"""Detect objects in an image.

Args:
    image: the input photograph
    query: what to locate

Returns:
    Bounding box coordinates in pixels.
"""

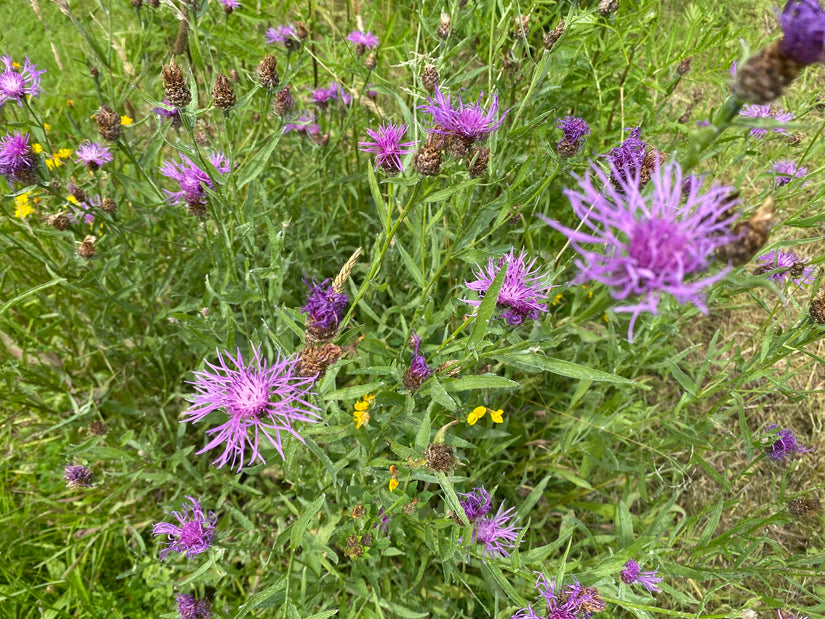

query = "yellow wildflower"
[489,409,504,423]
[45,157,62,171]
[31,143,43,154]
[388,477,398,492]
[11,61,20,70]
[66,100,74,107]
[467,406,486,425]
[14,193,33,219]
[120,116,133,126]
[551,293,564,306]
[43,123,50,132]
[67,195,78,204]
[353,394,374,429]
[56,148,73,160]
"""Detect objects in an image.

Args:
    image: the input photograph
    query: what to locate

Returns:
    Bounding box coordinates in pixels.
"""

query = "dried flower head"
[421,65,439,93]
[95,105,122,142]
[402,332,432,391]
[716,200,775,267]
[152,496,217,560]
[177,593,212,619]
[599,0,620,16]
[413,144,442,176]
[272,86,295,116]
[212,73,236,110]
[467,147,490,177]
[295,342,345,379]
[766,424,812,461]
[424,443,456,473]
[162,59,192,108]
[101,197,116,213]
[788,496,821,517]
[358,123,417,175]
[677,57,692,75]
[621,559,663,593]
[810,296,825,323]
[75,141,113,172]
[437,12,451,39]
[257,55,279,89]
[0,55,45,108]
[64,464,94,488]
[88,420,108,436]
[544,21,565,51]
[76,235,97,259]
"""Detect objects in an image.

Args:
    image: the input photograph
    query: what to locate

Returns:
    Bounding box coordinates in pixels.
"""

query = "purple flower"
[773,159,808,186]
[153,99,181,122]
[766,424,813,461]
[266,24,298,45]
[755,249,815,286]
[555,116,590,156]
[696,119,711,127]
[328,82,352,105]
[604,127,646,180]
[301,278,348,334]
[217,0,240,11]
[70,194,100,226]
[739,104,793,138]
[358,123,416,174]
[471,502,521,558]
[778,0,825,65]
[63,464,93,488]
[681,174,703,195]
[514,573,603,619]
[621,559,663,593]
[152,496,217,560]
[182,343,320,471]
[458,486,493,522]
[0,55,45,108]
[777,611,809,619]
[372,508,391,535]
[419,86,507,142]
[730,61,738,77]
[177,594,211,619]
[159,152,230,208]
[75,141,112,171]
[311,85,336,107]
[283,113,320,136]
[346,30,379,52]
[540,161,740,342]
[402,332,432,391]
[0,131,37,184]
[464,249,554,326]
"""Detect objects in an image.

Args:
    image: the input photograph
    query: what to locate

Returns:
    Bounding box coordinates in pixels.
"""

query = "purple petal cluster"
[766,424,812,461]
[604,127,646,179]
[153,99,181,121]
[739,104,793,138]
[540,161,740,342]
[358,123,416,174]
[265,24,298,45]
[283,112,320,135]
[182,343,320,471]
[64,464,94,488]
[75,141,113,171]
[0,131,37,184]
[620,559,663,593]
[513,573,603,619]
[420,86,507,141]
[217,0,240,10]
[159,152,230,207]
[177,594,211,619]
[301,278,348,332]
[346,30,379,49]
[756,249,815,286]
[0,55,45,107]
[556,116,590,155]
[778,0,825,65]
[458,486,493,522]
[311,82,351,108]
[471,502,521,558]
[464,249,554,326]
[773,159,808,186]
[152,496,217,560]
[407,332,432,384]
[70,194,100,226]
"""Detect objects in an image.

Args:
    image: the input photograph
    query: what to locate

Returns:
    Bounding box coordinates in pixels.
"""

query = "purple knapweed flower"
[419,86,507,142]
[471,502,521,558]
[778,0,825,65]
[621,559,663,593]
[696,119,711,127]
[0,55,46,108]
[346,30,379,53]
[766,424,813,461]
[182,343,320,471]
[75,141,113,172]
[458,486,493,522]
[358,123,416,174]
[773,159,808,186]
[514,573,604,619]
[730,61,738,77]
[604,126,646,180]
[283,112,319,135]
[152,496,217,560]
[402,332,432,391]
[217,0,239,12]
[301,278,348,337]
[555,116,590,157]
[464,249,554,326]
[64,464,94,488]
[755,249,815,286]
[372,508,391,535]
[69,194,99,226]
[739,104,793,138]
[311,85,336,108]
[328,82,352,106]
[540,161,740,342]
[153,99,181,122]
[159,152,230,210]
[177,594,211,619]
[0,131,37,184]
[266,24,298,45]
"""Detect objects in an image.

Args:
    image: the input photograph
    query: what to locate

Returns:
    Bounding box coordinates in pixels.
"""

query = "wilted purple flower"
[153,99,181,122]
[328,82,352,106]
[778,0,825,65]
[755,249,815,286]
[604,126,646,179]
[514,573,603,619]
[555,116,590,157]
[301,278,348,336]
[346,30,379,53]
[773,159,808,186]
[0,55,46,107]
[621,559,663,593]
[471,502,521,558]
[766,424,813,461]
[739,104,793,138]
[458,486,493,522]
[64,464,93,488]
[402,332,432,391]
[420,86,507,142]
[283,113,319,135]
[159,152,230,210]
[730,61,738,77]
[177,594,211,619]
[358,123,416,174]
[540,161,740,342]
[75,141,112,172]
[152,496,217,560]
[0,131,37,184]
[182,343,320,471]
[217,0,239,11]
[266,24,298,45]
[69,194,100,226]
[464,249,554,326]
[311,85,336,108]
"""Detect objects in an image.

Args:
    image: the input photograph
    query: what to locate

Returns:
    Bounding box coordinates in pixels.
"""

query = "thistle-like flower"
[754,249,814,286]
[772,159,807,186]
[0,131,38,185]
[266,24,299,46]
[458,486,493,523]
[464,249,554,326]
[620,559,663,593]
[471,502,521,558]
[152,496,217,560]
[301,278,348,341]
[513,573,605,619]
[402,332,432,391]
[64,464,94,488]
[604,127,647,186]
[540,161,740,342]
[153,99,182,126]
[74,141,113,172]
[159,152,230,216]
[182,343,320,471]
[346,30,379,55]
[739,104,793,138]
[555,116,590,158]
[217,0,239,14]
[419,86,507,153]
[283,113,320,136]
[766,424,812,461]
[177,594,212,619]
[0,55,45,107]
[358,123,417,175]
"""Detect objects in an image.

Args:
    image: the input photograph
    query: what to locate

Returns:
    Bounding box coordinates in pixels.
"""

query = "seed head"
[424,443,456,473]
[599,0,620,16]
[365,54,377,70]
[46,212,71,230]
[437,12,451,40]
[256,55,279,89]
[95,105,121,142]
[544,21,565,51]
[162,59,192,108]
[467,147,490,177]
[77,235,97,259]
[413,144,442,176]
[421,65,439,93]
[212,73,236,111]
[788,496,821,517]
[715,200,775,266]
[295,343,345,379]
[512,14,530,39]
[88,420,108,436]
[677,57,692,75]
[810,296,825,323]
[101,197,116,213]
[272,86,295,116]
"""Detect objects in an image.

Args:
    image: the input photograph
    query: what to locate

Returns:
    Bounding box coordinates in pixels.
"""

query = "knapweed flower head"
[301,278,348,340]
[0,131,38,185]
[471,502,521,558]
[419,86,507,142]
[69,194,100,226]
[177,594,211,619]
[778,0,825,65]
[621,559,663,593]
[153,99,182,123]
[0,55,45,107]
[739,104,793,138]
[540,161,740,342]
[346,30,379,54]
[755,249,815,286]
[766,424,813,461]
[604,126,646,182]
[159,151,230,215]
[63,464,93,488]
[513,572,604,619]
[464,249,554,326]
[358,123,416,175]
[217,0,239,12]
[152,496,217,560]
[311,85,336,107]
[555,116,590,157]
[458,486,492,522]
[74,141,112,172]
[402,332,432,391]
[773,159,808,186]
[266,24,298,45]
[283,113,319,136]
[182,343,320,471]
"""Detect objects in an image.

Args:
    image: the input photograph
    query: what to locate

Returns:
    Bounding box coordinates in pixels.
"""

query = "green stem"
[679,94,743,173]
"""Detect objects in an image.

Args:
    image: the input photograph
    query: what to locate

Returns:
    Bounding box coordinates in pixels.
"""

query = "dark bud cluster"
[788,496,821,517]
[544,21,564,51]
[421,65,439,93]
[212,73,236,111]
[77,235,97,260]
[424,443,456,473]
[162,59,191,108]
[272,86,295,116]
[716,201,775,266]
[810,296,825,324]
[96,105,121,142]
[437,13,451,40]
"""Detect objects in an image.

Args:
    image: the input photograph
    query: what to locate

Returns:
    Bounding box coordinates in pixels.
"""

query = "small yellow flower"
[31,143,43,154]
[388,477,398,492]
[14,193,33,219]
[120,116,133,126]
[489,409,504,423]
[43,123,50,132]
[66,100,74,107]
[353,409,370,429]
[551,293,564,306]
[45,157,61,171]
[467,405,486,425]
[56,148,73,160]
[67,195,79,204]
[11,61,20,70]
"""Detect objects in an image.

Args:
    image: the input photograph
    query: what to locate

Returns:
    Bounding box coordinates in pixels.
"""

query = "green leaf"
[396,242,424,288]
[421,179,478,203]
[367,164,389,232]
[441,375,519,393]
[615,501,634,548]
[468,265,507,349]
[428,376,457,411]
[698,501,724,547]
[497,353,642,387]
[437,472,467,524]
[237,132,282,188]
[414,409,431,453]
[324,382,384,401]
[290,494,326,549]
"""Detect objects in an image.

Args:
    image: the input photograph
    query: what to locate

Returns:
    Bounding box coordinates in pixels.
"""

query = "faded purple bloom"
[347,30,379,49]
[514,573,602,619]
[153,99,181,121]
[555,116,590,157]
[756,249,815,286]
[773,159,808,186]
[152,496,217,560]
[739,104,793,138]
[402,332,432,391]
[778,0,825,65]
[283,113,320,136]
[64,464,93,488]
[540,161,740,342]
[311,85,336,107]
[358,123,416,174]
[0,55,46,107]
[777,611,809,619]
[0,131,37,184]
[301,278,348,333]
[696,119,711,127]
[621,559,663,593]
[266,24,298,45]
[681,174,703,195]
[182,343,320,471]
[159,152,230,208]
[471,502,521,558]
[464,249,554,326]
[75,141,112,171]
[604,127,646,180]
[217,0,240,11]
[730,61,737,77]
[69,194,100,226]
[458,486,493,522]
[372,508,391,535]
[177,594,211,619]
[328,82,352,106]
[420,86,507,142]
[766,424,813,461]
